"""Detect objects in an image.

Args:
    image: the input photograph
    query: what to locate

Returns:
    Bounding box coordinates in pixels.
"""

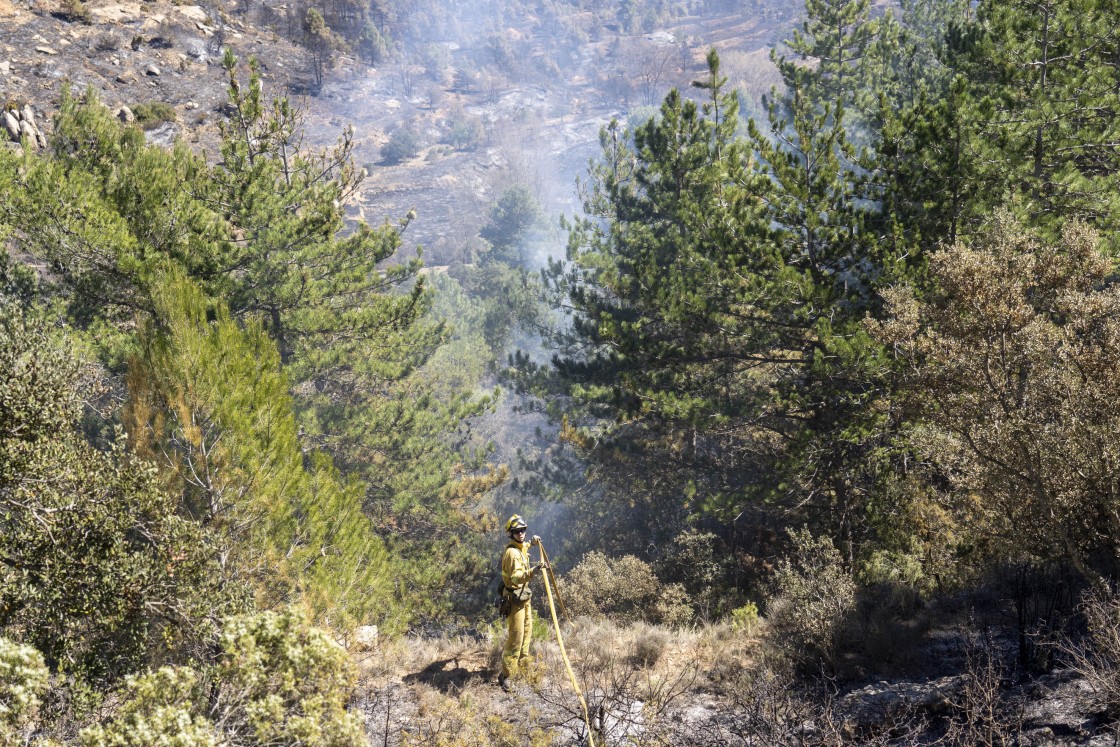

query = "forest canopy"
[4,0,1120,742]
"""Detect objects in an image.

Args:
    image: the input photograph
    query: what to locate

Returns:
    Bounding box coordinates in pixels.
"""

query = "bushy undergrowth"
[0,638,49,746]
[766,529,856,672]
[560,552,692,626]
[77,610,363,747]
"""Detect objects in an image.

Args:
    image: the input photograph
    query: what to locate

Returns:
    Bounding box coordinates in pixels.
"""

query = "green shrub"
[59,0,92,23]
[447,115,483,151]
[656,529,741,620]
[380,127,421,164]
[80,611,363,747]
[215,610,364,747]
[765,528,855,671]
[0,638,49,744]
[561,552,691,626]
[80,668,217,747]
[129,102,177,129]
[729,602,759,635]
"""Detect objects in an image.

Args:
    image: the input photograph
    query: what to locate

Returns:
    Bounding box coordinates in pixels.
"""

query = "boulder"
[2,110,19,141]
[116,105,135,123]
[353,625,379,651]
[144,64,161,77]
[0,61,9,76]
[18,120,40,151]
[20,105,35,130]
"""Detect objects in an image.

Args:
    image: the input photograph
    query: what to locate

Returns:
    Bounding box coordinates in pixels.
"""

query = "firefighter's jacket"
[501,540,532,598]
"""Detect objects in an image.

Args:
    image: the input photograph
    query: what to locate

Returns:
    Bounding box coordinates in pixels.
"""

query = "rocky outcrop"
[1,104,47,150]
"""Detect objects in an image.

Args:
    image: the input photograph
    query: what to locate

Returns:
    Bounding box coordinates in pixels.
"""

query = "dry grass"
[351,616,769,746]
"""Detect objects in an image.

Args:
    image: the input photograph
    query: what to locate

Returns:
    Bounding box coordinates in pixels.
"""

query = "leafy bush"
[765,528,855,671]
[729,602,759,635]
[80,668,217,747]
[380,128,421,164]
[0,638,48,744]
[80,612,363,747]
[0,300,219,688]
[447,116,484,151]
[58,0,92,23]
[561,552,691,626]
[129,102,177,129]
[214,610,364,747]
[656,529,742,620]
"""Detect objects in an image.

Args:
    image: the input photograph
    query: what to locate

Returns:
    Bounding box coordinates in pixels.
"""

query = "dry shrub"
[403,682,552,747]
[694,663,930,747]
[561,552,691,626]
[630,624,669,669]
[93,33,122,52]
[1059,583,1120,717]
[942,633,1020,747]
[765,528,856,672]
[694,620,763,691]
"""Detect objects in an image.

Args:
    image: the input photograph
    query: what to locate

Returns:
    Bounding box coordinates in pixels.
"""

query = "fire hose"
[537,541,596,747]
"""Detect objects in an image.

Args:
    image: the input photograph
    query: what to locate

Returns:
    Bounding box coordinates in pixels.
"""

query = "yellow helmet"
[505,514,528,534]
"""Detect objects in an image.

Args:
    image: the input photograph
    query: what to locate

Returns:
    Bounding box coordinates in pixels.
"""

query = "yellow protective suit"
[501,539,534,680]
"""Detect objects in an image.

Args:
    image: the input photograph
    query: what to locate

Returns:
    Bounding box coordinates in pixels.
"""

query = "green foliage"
[81,611,363,747]
[479,185,541,265]
[356,21,391,64]
[127,269,403,630]
[446,114,484,151]
[213,611,364,747]
[381,127,422,164]
[656,529,742,621]
[128,101,177,129]
[765,528,856,671]
[302,9,348,89]
[870,214,1120,577]
[729,602,759,635]
[59,0,92,23]
[0,298,223,687]
[80,668,217,747]
[452,185,547,359]
[561,552,691,626]
[0,53,494,630]
[0,637,49,744]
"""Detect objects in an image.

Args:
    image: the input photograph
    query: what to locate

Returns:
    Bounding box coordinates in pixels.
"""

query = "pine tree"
[533,52,786,545]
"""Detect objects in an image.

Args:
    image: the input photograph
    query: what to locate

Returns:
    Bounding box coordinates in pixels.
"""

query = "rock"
[143,121,179,147]
[35,131,47,150]
[35,46,57,55]
[20,105,35,129]
[116,105,135,123]
[19,120,38,149]
[184,101,198,110]
[145,64,160,76]
[0,61,9,75]
[1,110,19,141]
[173,4,209,23]
[3,142,22,156]
[837,676,960,732]
[115,72,136,84]
[353,625,379,651]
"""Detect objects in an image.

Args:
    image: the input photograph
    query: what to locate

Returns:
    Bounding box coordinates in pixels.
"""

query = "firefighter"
[499,513,546,691]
